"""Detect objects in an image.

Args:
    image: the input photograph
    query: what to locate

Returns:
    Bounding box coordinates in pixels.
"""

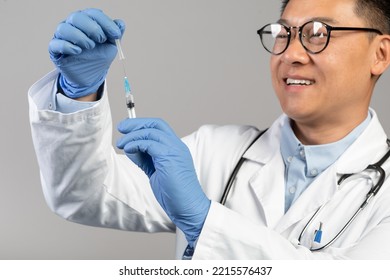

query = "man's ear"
[371,35,390,76]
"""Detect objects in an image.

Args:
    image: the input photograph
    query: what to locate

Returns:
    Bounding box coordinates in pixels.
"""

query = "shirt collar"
[280,113,372,178]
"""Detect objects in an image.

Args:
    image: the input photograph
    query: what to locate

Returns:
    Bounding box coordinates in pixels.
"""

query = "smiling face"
[271,0,384,142]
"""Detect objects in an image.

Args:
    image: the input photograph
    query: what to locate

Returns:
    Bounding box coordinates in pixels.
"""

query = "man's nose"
[280,28,310,65]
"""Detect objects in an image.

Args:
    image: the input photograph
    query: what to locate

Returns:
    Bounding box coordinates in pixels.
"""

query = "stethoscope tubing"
[220,130,267,205]
[221,129,390,252]
[298,142,390,251]
[299,199,365,251]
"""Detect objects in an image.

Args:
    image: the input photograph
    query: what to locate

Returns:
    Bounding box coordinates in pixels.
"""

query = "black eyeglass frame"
[257,20,383,55]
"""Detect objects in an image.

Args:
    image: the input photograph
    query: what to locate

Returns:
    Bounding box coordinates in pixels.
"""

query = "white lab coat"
[29,71,390,259]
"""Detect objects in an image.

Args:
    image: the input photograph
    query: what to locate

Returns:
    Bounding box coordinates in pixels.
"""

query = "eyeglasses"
[257,20,383,55]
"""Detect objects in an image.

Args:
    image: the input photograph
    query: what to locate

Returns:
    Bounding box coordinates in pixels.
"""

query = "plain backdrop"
[1,0,390,259]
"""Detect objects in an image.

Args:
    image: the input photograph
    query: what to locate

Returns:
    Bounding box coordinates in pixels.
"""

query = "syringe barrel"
[126,93,136,118]
[115,39,136,118]
[127,107,136,118]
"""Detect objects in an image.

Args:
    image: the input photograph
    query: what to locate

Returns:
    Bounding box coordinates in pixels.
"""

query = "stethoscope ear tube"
[220,157,246,205]
[220,129,268,205]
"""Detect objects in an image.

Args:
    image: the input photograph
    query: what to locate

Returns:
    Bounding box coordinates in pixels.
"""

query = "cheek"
[325,42,372,80]
[329,56,370,94]
[317,50,356,88]
[317,50,373,110]
[318,54,339,85]
[270,58,279,88]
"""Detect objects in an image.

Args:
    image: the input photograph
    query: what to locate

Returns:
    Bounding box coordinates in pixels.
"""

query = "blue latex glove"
[49,8,125,98]
[116,118,211,246]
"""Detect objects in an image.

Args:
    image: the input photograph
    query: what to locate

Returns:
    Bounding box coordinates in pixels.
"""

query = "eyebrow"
[278,17,340,26]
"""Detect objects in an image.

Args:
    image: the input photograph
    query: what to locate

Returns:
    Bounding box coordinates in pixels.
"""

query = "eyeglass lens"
[259,21,329,55]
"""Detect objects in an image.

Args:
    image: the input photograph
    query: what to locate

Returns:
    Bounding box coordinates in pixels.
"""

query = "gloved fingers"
[82,8,123,40]
[117,128,177,153]
[121,139,170,158]
[63,10,107,44]
[117,118,177,138]
[48,38,82,58]
[125,151,156,178]
[53,21,97,50]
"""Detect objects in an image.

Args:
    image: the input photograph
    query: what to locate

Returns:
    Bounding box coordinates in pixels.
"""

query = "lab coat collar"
[242,114,286,164]
[334,109,388,174]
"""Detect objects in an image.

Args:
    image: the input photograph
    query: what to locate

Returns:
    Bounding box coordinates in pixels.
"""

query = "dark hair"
[280,0,390,34]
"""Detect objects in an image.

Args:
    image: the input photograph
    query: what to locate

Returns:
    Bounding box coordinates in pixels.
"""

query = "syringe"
[115,39,136,118]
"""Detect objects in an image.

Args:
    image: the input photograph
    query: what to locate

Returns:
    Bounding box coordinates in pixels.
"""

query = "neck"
[291,112,369,145]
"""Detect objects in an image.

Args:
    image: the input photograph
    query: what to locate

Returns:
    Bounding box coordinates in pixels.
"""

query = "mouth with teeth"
[286,78,315,86]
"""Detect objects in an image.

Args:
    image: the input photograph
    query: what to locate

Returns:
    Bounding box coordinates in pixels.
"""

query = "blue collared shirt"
[280,114,371,212]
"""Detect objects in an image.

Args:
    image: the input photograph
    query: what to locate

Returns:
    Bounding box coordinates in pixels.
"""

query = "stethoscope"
[220,130,390,251]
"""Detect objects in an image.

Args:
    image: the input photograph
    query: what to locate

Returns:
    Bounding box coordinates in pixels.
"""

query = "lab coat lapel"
[242,115,286,228]
[274,166,338,234]
[246,153,337,232]
[247,152,286,228]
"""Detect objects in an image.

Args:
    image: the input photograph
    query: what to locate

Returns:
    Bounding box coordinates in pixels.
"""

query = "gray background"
[1,0,389,259]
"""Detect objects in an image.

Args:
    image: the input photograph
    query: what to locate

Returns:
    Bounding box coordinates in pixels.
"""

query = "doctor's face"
[271,0,379,131]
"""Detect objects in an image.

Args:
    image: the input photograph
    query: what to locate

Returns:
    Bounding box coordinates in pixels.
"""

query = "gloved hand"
[49,8,125,98]
[116,118,211,246]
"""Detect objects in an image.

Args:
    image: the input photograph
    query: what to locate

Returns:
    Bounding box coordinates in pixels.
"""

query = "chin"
[282,107,314,123]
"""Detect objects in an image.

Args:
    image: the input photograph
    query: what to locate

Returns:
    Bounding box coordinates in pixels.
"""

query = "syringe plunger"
[115,39,125,60]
